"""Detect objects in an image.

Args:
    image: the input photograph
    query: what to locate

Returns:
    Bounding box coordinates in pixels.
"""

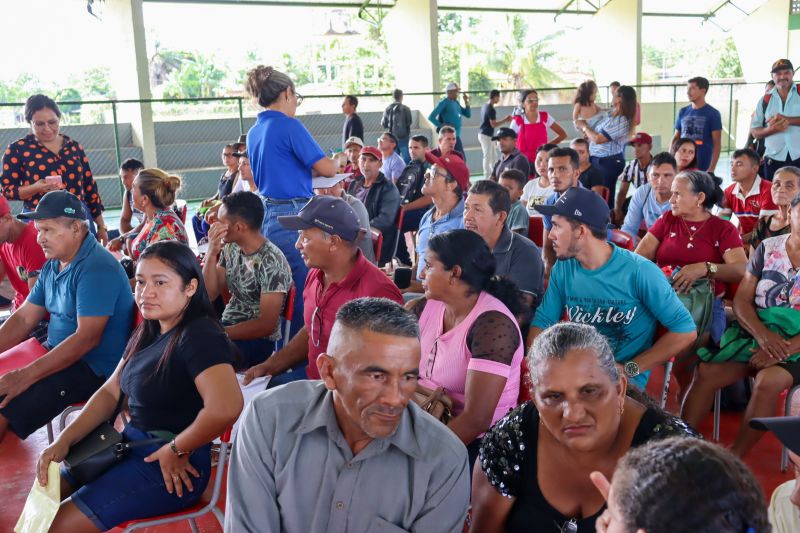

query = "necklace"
[679,216,711,249]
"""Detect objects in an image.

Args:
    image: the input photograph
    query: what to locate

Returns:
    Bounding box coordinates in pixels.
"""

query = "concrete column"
[732,0,790,83]
[583,0,642,87]
[384,0,441,113]
[104,0,157,167]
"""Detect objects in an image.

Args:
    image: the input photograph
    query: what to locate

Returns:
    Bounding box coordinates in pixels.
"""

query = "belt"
[263,197,312,205]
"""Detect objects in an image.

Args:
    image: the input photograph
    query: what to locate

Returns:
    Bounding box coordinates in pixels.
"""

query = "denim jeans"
[590,153,625,209]
[455,136,465,158]
[396,137,410,163]
[262,197,311,383]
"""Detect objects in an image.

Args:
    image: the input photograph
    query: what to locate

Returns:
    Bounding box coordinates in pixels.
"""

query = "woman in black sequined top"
[471,323,697,532]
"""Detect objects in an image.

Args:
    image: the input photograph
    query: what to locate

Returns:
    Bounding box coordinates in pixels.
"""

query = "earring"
[619,403,625,416]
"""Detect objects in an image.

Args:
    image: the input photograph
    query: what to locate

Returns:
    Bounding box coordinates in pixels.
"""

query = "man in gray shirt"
[225,297,470,533]
[313,175,376,264]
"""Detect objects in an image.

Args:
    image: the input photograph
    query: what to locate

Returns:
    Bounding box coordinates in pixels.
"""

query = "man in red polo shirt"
[243,195,402,384]
[722,148,777,240]
[0,196,46,311]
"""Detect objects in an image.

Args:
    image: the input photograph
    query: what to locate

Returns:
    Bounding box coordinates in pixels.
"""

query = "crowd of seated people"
[0,56,797,532]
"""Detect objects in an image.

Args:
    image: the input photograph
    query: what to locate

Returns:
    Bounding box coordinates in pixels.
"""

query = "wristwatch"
[170,438,191,457]
[623,360,640,379]
[705,261,718,278]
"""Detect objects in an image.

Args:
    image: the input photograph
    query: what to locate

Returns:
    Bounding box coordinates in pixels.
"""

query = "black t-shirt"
[121,317,236,434]
[343,114,365,146]
[480,401,697,532]
[480,103,497,137]
[395,160,426,203]
[578,166,605,189]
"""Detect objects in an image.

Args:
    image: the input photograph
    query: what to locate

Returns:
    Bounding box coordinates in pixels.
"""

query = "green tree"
[489,16,564,89]
[162,53,228,99]
[711,37,743,79]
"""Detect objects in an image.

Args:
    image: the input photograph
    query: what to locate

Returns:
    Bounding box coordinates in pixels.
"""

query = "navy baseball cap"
[534,187,610,231]
[278,196,361,242]
[491,127,517,141]
[17,190,85,221]
[750,416,800,456]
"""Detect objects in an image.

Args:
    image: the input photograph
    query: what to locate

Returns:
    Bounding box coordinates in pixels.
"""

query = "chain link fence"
[0,81,771,213]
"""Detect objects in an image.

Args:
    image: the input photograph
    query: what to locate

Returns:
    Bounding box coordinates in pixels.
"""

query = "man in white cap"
[343,136,364,184]
[313,174,375,264]
[428,82,471,156]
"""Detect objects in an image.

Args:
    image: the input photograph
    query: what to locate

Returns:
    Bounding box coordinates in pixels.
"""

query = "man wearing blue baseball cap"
[529,187,697,389]
[0,190,133,441]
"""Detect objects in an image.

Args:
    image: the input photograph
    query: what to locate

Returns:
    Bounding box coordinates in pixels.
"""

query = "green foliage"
[438,13,462,34]
[488,16,564,89]
[54,88,82,117]
[468,69,493,94]
[161,53,228,99]
[712,37,743,79]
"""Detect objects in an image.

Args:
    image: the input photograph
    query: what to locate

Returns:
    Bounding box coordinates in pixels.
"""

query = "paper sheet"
[227,373,271,442]
[14,462,60,533]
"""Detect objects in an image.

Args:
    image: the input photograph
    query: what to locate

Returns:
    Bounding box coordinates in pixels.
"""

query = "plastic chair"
[390,208,406,260]
[175,199,188,224]
[370,228,383,262]
[781,384,800,471]
[278,285,296,350]
[527,216,544,247]
[120,427,233,532]
[609,229,634,251]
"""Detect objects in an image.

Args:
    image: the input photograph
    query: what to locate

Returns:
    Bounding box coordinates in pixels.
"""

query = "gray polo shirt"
[492,225,544,305]
[225,380,470,533]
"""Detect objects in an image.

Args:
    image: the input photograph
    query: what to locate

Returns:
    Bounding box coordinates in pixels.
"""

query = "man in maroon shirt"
[0,196,46,311]
[243,195,403,384]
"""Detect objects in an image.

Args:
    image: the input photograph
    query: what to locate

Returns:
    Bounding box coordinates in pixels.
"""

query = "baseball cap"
[629,132,653,146]
[360,146,382,160]
[534,187,610,231]
[491,127,518,141]
[445,82,459,91]
[278,195,361,242]
[750,416,800,456]
[312,173,351,189]
[344,136,364,149]
[0,196,10,217]
[771,59,794,73]
[17,190,85,221]
[424,151,471,191]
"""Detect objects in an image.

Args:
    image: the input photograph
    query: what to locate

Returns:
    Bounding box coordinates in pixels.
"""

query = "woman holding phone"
[0,94,108,244]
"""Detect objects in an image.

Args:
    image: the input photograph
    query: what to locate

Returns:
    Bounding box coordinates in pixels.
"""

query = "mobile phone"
[45,175,63,187]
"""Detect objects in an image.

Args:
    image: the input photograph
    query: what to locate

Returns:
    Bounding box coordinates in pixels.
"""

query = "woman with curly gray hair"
[471,322,697,533]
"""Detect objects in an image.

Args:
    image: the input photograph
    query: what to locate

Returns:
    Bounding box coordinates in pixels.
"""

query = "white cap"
[445,82,459,91]
[343,136,364,149]
[312,174,351,189]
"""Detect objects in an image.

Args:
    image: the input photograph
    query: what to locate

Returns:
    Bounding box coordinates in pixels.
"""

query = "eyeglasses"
[557,519,577,533]
[296,93,304,106]
[424,168,448,181]
[310,306,322,347]
[32,119,59,129]
[223,153,235,158]
[426,338,440,378]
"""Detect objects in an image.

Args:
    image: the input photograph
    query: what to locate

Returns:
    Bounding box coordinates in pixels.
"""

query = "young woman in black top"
[37,241,243,532]
[471,322,696,532]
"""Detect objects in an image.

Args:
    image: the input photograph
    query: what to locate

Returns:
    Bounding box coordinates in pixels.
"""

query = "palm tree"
[489,15,564,90]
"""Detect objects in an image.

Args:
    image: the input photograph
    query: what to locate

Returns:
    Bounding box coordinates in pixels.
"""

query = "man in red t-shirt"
[0,196,46,310]
[243,196,402,385]
[722,148,778,240]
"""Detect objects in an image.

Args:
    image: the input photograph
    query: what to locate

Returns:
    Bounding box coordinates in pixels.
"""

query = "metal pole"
[112,101,124,200]
[237,98,244,134]
[672,85,677,125]
[728,83,734,153]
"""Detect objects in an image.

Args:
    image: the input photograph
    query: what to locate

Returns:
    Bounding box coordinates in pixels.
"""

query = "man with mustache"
[226,297,470,532]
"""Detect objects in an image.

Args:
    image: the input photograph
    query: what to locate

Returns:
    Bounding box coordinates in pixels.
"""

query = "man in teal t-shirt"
[531,187,696,388]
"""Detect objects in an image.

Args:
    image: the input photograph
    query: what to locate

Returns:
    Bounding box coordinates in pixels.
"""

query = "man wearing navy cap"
[490,127,530,180]
[0,190,133,441]
[243,195,402,385]
[529,187,696,389]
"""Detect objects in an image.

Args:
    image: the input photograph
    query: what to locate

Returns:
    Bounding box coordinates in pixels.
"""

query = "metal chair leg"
[661,360,674,410]
[713,389,722,442]
[189,518,200,533]
[46,421,54,444]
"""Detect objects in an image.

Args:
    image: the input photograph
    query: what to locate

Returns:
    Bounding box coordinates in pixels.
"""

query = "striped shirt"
[590,112,631,158]
[620,157,651,188]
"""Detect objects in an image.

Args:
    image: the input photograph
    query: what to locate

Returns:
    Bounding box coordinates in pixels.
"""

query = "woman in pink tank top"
[511,89,567,164]
[407,229,526,467]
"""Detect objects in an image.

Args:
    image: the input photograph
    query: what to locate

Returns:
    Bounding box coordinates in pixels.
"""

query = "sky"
[0,0,737,90]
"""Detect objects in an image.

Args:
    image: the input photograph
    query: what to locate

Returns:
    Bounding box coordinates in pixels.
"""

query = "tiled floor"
[1,370,794,532]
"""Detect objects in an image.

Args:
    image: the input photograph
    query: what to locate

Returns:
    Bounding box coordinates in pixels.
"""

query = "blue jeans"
[590,154,625,209]
[262,197,311,383]
[455,136,465,157]
[191,212,209,242]
[233,337,275,370]
[396,137,410,163]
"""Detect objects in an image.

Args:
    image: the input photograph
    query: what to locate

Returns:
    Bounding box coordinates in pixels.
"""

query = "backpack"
[745,84,800,157]
[387,102,411,139]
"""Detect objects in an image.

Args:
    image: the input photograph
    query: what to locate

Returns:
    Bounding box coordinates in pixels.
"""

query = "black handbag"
[63,395,162,486]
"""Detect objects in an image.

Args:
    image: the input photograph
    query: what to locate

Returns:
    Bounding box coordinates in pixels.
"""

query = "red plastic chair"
[174,199,188,224]
[370,228,383,262]
[278,285,296,349]
[527,216,544,247]
[391,208,406,259]
[609,229,634,251]
[0,338,47,376]
[120,427,233,532]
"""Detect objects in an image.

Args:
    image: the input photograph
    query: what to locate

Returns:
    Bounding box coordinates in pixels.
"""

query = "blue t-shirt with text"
[674,104,722,171]
[532,245,695,388]
[248,110,326,199]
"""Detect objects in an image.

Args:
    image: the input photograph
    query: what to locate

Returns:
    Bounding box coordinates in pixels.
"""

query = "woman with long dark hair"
[407,229,526,467]
[671,137,700,172]
[36,241,242,532]
[576,85,638,208]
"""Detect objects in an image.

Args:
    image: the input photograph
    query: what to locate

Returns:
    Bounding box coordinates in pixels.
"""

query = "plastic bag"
[14,462,60,533]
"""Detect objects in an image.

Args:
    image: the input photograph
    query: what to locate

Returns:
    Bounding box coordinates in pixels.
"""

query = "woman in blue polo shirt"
[244,66,336,356]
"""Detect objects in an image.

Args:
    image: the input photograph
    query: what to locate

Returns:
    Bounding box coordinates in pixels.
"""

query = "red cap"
[629,132,652,146]
[425,151,471,191]
[0,196,9,217]
[360,146,382,160]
